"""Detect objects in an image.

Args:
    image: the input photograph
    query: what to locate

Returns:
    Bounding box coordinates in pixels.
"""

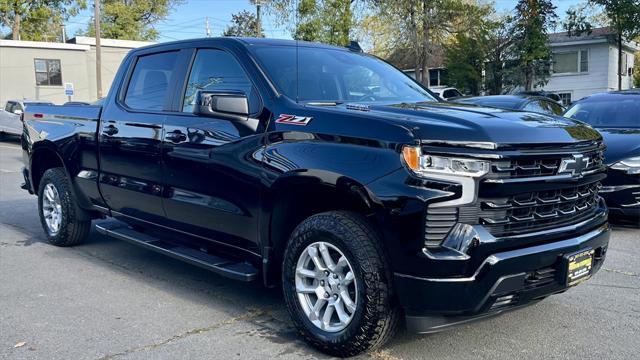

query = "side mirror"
[13,109,23,115]
[195,91,249,121]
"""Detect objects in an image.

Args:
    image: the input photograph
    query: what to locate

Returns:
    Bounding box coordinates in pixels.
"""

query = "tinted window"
[125,51,178,111]
[442,89,462,98]
[4,102,14,112]
[565,96,640,128]
[252,46,436,103]
[183,49,253,112]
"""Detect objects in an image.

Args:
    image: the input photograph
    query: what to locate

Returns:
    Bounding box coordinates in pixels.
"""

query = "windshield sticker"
[275,114,313,126]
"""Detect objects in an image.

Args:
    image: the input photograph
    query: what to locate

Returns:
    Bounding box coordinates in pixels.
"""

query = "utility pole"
[255,0,262,37]
[205,16,211,37]
[61,24,66,43]
[94,0,103,99]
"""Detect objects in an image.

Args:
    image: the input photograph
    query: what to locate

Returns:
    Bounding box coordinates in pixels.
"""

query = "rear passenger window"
[124,51,178,111]
[182,49,253,112]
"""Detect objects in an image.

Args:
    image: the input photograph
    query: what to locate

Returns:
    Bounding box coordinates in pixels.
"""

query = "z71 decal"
[275,114,313,126]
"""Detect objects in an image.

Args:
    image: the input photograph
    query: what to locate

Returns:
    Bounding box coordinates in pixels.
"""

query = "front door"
[160,48,266,251]
[98,50,179,224]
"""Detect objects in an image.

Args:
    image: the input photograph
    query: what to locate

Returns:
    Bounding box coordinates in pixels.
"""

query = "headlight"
[402,145,489,178]
[611,156,640,174]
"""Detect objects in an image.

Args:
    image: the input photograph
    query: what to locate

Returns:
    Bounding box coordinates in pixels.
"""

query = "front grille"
[424,206,458,247]
[479,181,601,237]
[487,147,604,180]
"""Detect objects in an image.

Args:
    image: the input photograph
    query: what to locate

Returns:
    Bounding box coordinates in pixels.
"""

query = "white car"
[430,87,463,101]
[0,100,54,136]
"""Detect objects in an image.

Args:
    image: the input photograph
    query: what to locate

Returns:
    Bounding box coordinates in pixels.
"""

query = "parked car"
[430,87,463,100]
[454,95,565,116]
[21,38,609,357]
[0,99,53,136]
[564,90,640,219]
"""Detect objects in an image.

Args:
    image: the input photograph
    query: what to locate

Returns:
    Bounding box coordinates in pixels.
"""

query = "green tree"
[370,0,476,85]
[223,10,264,37]
[263,0,355,46]
[508,0,558,91]
[0,0,85,40]
[484,18,513,94]
[444,5,508,95]
[565,0,640,90]
[445,32,484,95]
[85,0,183,41]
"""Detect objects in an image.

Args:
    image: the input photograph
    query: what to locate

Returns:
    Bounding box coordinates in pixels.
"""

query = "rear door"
[98,50,181,224]
[159,47,266,250]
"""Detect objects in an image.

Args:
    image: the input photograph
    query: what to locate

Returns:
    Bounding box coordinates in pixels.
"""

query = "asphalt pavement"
[1,137,639,360]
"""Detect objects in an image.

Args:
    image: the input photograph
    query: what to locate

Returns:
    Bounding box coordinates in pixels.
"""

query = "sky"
[62,0,581,43]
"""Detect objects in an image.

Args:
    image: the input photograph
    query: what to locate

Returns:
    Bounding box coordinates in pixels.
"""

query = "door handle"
[165,130,187,143]
[103,124,118,136]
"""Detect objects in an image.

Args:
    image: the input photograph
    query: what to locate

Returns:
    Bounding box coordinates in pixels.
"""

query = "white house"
[543,27,639,105]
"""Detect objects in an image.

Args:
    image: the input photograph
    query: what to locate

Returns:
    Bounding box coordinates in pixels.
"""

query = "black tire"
[282,211,400,357]
[37,167,91,246]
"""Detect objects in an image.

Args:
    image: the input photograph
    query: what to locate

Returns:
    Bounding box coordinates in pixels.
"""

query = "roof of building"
[0,37,153,51]
[66,36,155,49]
[549,27,639,51]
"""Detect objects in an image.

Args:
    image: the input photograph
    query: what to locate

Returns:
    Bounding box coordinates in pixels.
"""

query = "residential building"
[0,36,153,105]
[544,27,639,105]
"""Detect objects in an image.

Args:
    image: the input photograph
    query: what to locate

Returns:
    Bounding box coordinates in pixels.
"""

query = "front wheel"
[37,167,91,246]
[282,211,400,357]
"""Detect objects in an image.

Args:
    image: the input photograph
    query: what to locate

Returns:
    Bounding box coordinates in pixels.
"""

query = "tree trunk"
[409,4,421,83]
[12,15,20,40]
[421,2,429,87]
[618,33,623,91]
[525,66,533,91]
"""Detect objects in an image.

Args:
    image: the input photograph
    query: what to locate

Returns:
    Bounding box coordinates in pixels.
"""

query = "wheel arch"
[261,170,381,286]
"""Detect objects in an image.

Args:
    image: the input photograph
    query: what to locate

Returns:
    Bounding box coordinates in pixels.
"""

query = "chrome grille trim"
[479,182,601,237]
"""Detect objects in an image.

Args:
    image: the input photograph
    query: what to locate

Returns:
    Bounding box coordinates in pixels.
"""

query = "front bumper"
[395,223,610,333]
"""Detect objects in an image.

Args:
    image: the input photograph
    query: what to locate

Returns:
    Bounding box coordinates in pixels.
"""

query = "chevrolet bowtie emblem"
[559,154,590,176]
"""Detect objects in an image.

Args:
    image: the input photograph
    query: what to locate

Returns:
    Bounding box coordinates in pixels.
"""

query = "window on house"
[621,52,628,75]
[34,59,62,86]
[580,50,588,72]
[429,69,440,87]
[558,93,572,107]
[553,50,588,74]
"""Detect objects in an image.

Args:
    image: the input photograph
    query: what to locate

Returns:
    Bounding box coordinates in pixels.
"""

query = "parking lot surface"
[1,138,639,360]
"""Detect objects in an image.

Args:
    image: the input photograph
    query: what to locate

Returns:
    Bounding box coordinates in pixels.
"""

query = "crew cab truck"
[21,38,610,357]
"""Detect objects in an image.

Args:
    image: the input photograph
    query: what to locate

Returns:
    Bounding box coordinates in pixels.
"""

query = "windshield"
[565,97,640,128]
[251,46,437,104]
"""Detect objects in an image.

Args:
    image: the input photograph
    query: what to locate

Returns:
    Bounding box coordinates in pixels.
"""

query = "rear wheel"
[38,168,91,246]
[282,211,400,357]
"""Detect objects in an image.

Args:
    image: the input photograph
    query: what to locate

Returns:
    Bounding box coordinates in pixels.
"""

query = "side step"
[95,220,258,282]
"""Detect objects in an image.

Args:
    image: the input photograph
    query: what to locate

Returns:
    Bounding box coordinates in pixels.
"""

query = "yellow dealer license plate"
[566,249,594,286]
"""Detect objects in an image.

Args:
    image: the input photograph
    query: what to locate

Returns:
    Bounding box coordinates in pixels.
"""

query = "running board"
[95,220,258,282]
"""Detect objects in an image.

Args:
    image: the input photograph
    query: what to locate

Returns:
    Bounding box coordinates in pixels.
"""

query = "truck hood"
[363,102,601,146]
[595,127,640,165]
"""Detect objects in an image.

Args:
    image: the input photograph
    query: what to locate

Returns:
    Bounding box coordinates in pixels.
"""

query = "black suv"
[21,38,609,357]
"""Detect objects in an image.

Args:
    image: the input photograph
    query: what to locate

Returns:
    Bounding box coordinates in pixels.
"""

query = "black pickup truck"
[21,38,610,356]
